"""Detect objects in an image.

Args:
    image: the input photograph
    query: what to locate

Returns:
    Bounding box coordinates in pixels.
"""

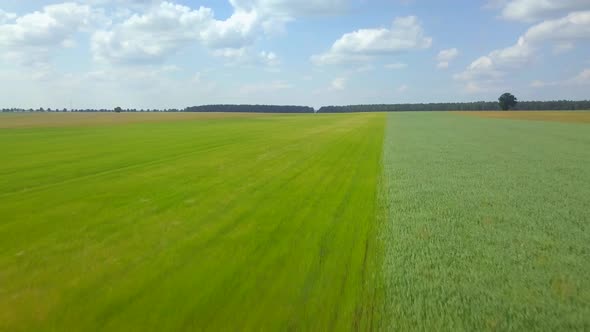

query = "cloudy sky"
[1,0,589,109]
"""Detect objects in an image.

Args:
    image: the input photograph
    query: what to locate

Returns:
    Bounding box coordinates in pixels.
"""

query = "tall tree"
[498,93,518,111]
[114,106,122,113]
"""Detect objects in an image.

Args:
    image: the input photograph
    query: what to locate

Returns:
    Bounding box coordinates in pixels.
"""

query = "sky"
[0,0,589,110]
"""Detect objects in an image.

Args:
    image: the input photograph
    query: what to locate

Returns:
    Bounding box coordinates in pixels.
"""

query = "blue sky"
[0,0,589,109]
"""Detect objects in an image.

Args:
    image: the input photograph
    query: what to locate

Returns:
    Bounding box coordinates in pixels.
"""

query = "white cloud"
[498,0,590,22]
[229,0,349,18]
[0,3,105,66]
[456,11,590,89]
[0,9,17,24]
[92,3,227,64]
[200,9,259,49]
[91,1,286,66]
[212,47,247,59]
[259,51,279,66]
[487,36,533,67]
[88,0,162,7]
[312,16,432,65]
[310,53,372,65]
[531,68,590,87]
[228,0,350,36]
[212,48,280,67]
[385,62,408,69]
[2,1,351,68]
[436,48,459,69]
[522,11,590,43]
[455,55,504,82]
[330,77,347,90]
[454,37,532,89]
[397,84,408,93]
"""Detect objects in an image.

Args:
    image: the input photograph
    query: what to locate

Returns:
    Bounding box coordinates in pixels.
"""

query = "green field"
[381,113,590,330]
[1,112,589,331]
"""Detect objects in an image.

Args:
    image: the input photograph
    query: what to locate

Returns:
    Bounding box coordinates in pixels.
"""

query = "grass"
[0,113,386,331]
[1,111,589,331]
[0,112,259,129]
[455,111,590,124]
[380,112,590,330]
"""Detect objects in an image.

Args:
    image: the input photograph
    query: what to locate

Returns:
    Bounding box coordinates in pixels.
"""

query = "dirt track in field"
[0,112,267,129]
[453,111,590,124]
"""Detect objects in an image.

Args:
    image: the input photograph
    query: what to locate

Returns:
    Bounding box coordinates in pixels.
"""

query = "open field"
[0,112,262,129]
[0,113,386,331]
[1,111,589,330]
[381,112,590,330]
[455,111,590,124]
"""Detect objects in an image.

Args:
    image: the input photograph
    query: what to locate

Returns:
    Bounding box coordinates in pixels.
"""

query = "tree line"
[184,105,314,113]
[2,100,589,114]
[316,100,590,113]
[0,108,183,113]
[0,105,314,113]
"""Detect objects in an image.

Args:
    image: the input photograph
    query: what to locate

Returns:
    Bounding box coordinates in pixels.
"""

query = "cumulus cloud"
[92,3,213,64]
[311,16,432,65]
[213,48,280,67]
[227,0,350,36]
[88,0,162,7]
[496,0,590,22]
[3,1,352,68]
[0,9,17,24]
[436,48,459,69]
[523,11,590,43]
[91,2,269,64]
[0,3,105,66]
[456,11,590,90]
[91,1,325,65]
[229,0,349,18]
[200,10,259,49]
[454,37,533,91]
[258,51,280,66]
[458,37,533,80]
[531,68,590,87]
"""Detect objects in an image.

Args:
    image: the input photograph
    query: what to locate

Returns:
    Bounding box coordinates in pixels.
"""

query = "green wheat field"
[1,111,589,331]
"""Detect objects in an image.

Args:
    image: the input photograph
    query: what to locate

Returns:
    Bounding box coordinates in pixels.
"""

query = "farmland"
[1,111,589,331]
[0,113,386,331]
[380,112,590,330]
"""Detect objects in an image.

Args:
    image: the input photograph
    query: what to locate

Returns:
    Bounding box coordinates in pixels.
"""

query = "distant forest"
[316,100,590,113]
[185,105,314,113]
[2,100,590,113]
[0,105,314,113]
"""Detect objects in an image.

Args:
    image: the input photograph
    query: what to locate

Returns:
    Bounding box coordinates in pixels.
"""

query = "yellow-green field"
[1,111,589,331]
